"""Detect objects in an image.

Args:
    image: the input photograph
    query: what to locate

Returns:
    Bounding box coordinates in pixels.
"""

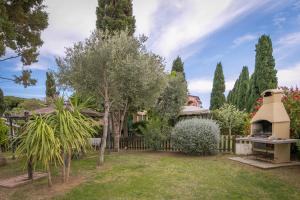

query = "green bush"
[172,118,220,155]
[141,117,170,150]
[0,119,9,151]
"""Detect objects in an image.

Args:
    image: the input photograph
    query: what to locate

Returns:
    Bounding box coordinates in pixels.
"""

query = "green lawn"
[1,152,300,200]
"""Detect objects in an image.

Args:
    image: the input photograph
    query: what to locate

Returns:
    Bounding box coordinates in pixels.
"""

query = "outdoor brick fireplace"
[237,89,297,163]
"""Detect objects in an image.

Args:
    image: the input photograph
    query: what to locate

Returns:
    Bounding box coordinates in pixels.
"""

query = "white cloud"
[232,34,257,48]
[273,15,286,28]
[277,31,300,47]
[133,0,160,36]
[188,78,235,94]
[134,0,269,64]
[14,62,48,71]
[278,62,300,87]
[274,31,300,61]
[40,0,98,56]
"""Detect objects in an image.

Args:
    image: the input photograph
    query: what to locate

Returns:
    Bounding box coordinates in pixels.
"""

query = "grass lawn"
[1,152,300,200]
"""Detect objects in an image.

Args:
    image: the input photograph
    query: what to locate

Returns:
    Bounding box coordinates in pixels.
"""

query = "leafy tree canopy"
[247,35,277,111]
[0,0,48,64]
[96,0,135,35]
[171,56,185,79]
[210,62,226,110]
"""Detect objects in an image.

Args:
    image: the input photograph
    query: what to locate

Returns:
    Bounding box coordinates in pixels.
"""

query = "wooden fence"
[109,135,237,153]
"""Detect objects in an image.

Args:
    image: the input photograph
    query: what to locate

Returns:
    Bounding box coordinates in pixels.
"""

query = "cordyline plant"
[251,87,300,139]
[17,97,95,186]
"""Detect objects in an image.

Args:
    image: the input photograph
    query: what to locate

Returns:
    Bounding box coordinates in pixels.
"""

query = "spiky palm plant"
[16,115,61,186]
[49,97,95,182]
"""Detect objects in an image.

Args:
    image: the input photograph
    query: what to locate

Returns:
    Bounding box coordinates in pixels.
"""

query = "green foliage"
[172,118,220,154]
[96,0,135,35]
[171,56,185,79]
[0,88,4,115]
[213,104,248,136]
[16,97,96,184]
[227,66,249,110]
[247,35,277,111]
[46,71,57,99]
[3,96,25,111]
[17,115,62,170]
[282,87,300,138]
[140,117,170,151]
[131,121,147,136]
[155,73,187,125]
[210,62,226,110]
[14,70,37,87]
[0,119,9,148]
[0,0,48,65]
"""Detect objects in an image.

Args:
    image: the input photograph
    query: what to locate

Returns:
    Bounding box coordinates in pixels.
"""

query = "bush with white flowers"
[172,118,220,155]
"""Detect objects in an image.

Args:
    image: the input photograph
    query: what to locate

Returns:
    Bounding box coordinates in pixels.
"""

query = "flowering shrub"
[172,119,220,155]
[251,87,300,138]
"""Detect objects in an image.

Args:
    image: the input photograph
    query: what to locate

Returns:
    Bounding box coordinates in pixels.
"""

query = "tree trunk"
[27,156,33,180]
[112,103,128,152]
[98,95,110,166]
[113,113,120,152]
[65,150,71,182]
[61,151,66,182]
[229,127,232,137]
[47,164,52,187]
[123,112,128,137]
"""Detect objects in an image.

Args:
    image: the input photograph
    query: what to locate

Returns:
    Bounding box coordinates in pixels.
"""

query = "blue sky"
[1,0,300,108]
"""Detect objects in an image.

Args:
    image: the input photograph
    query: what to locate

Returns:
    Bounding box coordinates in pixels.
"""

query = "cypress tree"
[0,88,4,115]
[236,66,249,110]
[46,72,57,99]
[171,56,185,79]
[247,35,277,111]
[96,0,136,35]
[210,62,226,110]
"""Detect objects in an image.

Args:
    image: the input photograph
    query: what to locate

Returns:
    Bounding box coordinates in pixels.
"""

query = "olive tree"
[56,30,165,164]
[213,104,248,136]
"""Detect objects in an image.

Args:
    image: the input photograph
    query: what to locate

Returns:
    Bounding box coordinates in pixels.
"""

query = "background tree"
[171,56,186,80]
[0,0,48,86]
[155,72,188,125]
[236,66,249,110]
[56,31,165,164]
[46,71,57,99]
[227,66,249,110]
[0,88,5,115]
[247,35,277,111]
[96,0,136,35]
[213,104,248,136]
[210,62,226,110]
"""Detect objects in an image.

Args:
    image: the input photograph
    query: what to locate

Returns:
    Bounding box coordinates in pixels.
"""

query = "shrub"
[0,119,9,151]
[141,117,170,150]
[172,118,220,155]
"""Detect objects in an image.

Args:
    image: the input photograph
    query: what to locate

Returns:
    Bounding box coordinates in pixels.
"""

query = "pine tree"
[247,35,277,111]
[46,72,57,99]
[96,0,136,35]
[0,88,5,115]
[171,56,185,79]
[236,66,249,110]
[210,62,226,110]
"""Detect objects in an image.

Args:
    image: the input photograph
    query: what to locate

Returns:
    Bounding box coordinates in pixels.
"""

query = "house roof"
[179,106,210,116]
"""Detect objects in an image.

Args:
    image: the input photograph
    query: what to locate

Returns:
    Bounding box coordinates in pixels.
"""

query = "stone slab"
[0,172,47,188]
[229,156,300,169]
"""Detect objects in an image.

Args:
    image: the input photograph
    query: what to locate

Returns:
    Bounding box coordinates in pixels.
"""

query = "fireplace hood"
[251,89,290,124]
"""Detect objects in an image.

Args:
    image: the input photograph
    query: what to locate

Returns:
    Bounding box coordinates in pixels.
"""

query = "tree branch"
[0,55,21,62]
[0,76,14,81]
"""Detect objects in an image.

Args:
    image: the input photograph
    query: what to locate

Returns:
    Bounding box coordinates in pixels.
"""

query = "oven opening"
[252,120,272,138]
